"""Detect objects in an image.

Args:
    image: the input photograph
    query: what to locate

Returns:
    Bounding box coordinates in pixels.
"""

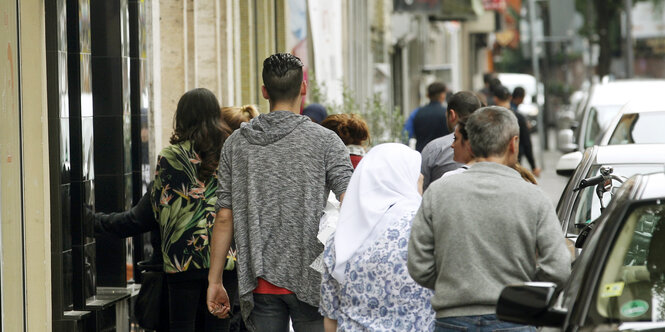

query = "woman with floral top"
[320,143,435,331]
[152,88,233,331]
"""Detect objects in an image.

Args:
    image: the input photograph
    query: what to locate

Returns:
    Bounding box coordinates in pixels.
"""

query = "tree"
[576,0,662,78]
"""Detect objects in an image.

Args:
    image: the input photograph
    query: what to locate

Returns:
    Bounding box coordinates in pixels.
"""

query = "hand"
[207,282,231,319]
[533,167,542,177]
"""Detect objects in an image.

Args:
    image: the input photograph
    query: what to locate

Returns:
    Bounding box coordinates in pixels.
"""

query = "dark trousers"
[435,314,536,332]
[250,293,324,332]
[167,272,235,332]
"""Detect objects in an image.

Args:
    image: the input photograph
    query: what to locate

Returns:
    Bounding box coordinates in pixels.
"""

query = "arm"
[94,182,158,238]
[207,145,234,318]
[207,208,234,318]
[407,192,437,289]
[325,135,354,201]
[420,144,434,191]
[403,108,419,139]
[534,201,572,286]
[320,240,341,331]
[324,318,338,332]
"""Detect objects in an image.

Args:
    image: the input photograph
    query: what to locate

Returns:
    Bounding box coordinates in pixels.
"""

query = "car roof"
[593,144,665,165]
[588,80,665,107]
[638,172,665,200]
[615,100,665,115]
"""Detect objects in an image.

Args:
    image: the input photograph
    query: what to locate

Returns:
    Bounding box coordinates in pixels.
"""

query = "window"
[568,165,665,236]
[584,105,622,149]
[608,112,665,145]
[589,203,665,323]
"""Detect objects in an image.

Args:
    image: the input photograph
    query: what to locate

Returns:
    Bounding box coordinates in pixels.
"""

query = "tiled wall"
[46,0,151,330]
[90,0,133,288]
[66,0,97,310]
[129,0,154,275]
[46,0,72,319]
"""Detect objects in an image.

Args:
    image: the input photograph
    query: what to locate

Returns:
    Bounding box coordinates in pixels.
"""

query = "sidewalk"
[532,129,569,206]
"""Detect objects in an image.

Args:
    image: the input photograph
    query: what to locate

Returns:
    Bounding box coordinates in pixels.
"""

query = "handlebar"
[574,166,626,192]
[574,174,605,191]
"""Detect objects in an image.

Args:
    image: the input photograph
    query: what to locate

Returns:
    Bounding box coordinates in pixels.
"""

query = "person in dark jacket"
[508,87,541,177]
[413,82,448,152]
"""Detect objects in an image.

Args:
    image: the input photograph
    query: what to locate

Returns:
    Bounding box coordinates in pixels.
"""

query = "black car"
[497,172,665,331]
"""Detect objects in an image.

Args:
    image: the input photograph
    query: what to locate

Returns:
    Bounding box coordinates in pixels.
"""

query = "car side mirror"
[575,222,594,248]
[556,151,583,176]
[557,129,577,153]
[496,283,566,327]
[570,120,579,131]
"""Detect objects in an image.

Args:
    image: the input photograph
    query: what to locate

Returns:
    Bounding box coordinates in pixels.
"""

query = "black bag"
[135,270,169,331]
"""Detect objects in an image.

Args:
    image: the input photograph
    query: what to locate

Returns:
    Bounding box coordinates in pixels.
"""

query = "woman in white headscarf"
[319,143,435,332]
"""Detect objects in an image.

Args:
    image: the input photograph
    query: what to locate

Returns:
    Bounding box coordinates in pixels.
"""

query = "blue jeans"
[250,293,324,332]
[435,314,536,332]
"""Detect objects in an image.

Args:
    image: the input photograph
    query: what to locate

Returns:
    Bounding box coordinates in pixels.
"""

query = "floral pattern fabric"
[320,211,435,331]
[152,140,229,273]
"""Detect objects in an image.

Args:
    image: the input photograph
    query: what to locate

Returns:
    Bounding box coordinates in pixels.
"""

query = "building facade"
[0,1,495,330]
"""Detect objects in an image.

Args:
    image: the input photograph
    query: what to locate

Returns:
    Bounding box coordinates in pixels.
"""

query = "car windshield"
[568,165,665,235]
[608,112,665,145]
[585,105,622,148]
[585,203,665,324]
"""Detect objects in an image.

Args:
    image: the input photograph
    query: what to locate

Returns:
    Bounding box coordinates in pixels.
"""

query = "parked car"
[599,100,665,146]
[497,172,665,331]
[556,81,590,132]
[497,73,543,130]
[555,144,665,245]
[556,79,665,175]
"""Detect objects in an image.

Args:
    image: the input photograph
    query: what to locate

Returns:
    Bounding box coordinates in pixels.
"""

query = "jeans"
[435,314,536,332]
[250,293,324,332]
[167,273,233,332]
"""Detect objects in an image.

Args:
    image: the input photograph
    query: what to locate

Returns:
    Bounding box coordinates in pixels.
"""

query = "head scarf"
[332,143,422,281]
[302,103,328,123]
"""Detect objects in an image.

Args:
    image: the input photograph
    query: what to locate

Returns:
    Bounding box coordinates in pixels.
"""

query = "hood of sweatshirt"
[239,110,309,146]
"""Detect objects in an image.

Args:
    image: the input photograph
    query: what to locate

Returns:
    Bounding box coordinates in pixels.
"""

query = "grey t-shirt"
[420,133,464,191]
[216,111,353,326]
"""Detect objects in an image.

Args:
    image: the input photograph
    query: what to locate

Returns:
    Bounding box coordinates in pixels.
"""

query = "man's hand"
[207,282,231,319]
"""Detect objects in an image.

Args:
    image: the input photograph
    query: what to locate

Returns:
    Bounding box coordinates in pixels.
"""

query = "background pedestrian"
[320,113,370,168]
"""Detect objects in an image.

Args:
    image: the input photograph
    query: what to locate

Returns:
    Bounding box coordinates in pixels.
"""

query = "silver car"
[556,144,665,245]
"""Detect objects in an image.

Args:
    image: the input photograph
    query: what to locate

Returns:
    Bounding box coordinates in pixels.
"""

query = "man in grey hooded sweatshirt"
[206,53,353,332]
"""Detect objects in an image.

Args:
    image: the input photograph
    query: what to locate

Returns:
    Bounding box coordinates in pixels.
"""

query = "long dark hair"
[170,88,230,181]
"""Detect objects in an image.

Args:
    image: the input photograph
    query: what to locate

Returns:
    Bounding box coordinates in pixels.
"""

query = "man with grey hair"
[407,106,570,331]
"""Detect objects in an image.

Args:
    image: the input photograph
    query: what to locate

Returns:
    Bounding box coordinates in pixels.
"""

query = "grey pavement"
[531,129,570,207]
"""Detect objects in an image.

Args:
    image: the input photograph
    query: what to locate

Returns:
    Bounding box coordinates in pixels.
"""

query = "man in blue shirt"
[413,82,448,152]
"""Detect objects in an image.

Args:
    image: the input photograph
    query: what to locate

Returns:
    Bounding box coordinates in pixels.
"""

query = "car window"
[585,105,622,148]
[608,112,665,145]
[587,203,665,324]
[568,165,665,235]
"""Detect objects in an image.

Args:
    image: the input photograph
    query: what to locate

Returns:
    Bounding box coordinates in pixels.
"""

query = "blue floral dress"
[320,211,435,331]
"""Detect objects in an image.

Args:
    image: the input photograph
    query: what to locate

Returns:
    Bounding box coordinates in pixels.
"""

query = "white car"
[556,79,665,175]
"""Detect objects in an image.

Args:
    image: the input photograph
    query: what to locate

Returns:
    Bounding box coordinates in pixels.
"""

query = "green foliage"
[545,80,571,101]
[495,47,531,73]
[308,77,405,146]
